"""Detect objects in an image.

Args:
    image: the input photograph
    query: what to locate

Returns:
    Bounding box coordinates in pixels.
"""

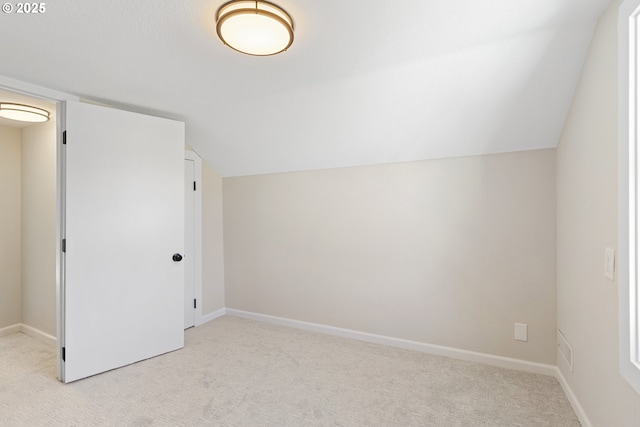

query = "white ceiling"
[0,0,611,176]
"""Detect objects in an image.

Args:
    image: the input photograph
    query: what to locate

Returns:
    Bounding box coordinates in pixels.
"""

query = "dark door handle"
[172,253,183,262]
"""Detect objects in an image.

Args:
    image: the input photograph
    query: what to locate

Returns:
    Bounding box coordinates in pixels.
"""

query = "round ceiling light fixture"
[216,0,294,56]
[0,103,50,123]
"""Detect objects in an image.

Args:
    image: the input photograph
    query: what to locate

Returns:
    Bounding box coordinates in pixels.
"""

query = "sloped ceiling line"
[0,0,610,176]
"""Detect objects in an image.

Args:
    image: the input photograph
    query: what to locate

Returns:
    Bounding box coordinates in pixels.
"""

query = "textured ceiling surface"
[0,0,611,176]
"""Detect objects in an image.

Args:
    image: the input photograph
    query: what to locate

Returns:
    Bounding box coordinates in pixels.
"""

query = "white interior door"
[184,158,196,329]
[62,100,185,383]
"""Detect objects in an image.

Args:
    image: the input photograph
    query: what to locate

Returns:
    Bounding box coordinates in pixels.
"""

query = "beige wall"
[0,126,22,330]
[556,0,640,425]
[224,149,557,364]
[202,160,225,314]
[0,121,57,336]
[21,120,57,336]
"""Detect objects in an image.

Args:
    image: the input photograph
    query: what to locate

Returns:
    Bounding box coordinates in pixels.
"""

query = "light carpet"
[0,315,579,426]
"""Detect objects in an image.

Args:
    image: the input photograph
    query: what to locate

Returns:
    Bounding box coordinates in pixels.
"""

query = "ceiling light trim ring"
[0,102,50,122]
[217,9,294,55]
[216,0,294,57]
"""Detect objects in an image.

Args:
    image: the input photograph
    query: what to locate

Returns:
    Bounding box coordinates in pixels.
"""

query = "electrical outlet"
[515,323,528,342]
[604,247,615,281]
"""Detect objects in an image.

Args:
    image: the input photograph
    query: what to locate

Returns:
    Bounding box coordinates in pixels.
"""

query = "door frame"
[0,75,79,381]
[185,150,204,326]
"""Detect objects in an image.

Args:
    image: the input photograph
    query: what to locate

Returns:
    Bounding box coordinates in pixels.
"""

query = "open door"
[60,101,185,383]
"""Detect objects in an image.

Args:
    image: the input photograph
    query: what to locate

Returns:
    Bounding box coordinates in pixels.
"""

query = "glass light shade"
[0,103,50,122]
[216,1,294,56]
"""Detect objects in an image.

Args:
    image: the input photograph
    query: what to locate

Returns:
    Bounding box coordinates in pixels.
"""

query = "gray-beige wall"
[0,126,22,330]
[224,149,557,365]
[21,120,57,336]
[202,160,225,314]
[556,0,640,425]
[0,121,56,336]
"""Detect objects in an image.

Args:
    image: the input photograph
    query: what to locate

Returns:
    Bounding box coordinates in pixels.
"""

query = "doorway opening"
[184,150,203,329]
[0,78,201,382]
[0,89,57,346]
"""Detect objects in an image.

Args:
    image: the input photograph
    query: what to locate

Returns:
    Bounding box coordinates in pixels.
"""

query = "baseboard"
[225,309,557,376]
[20,324,56,345]
[0,323,56,345]
[0,323,21,337]
[197,307,226,325]
[555,367,593,427]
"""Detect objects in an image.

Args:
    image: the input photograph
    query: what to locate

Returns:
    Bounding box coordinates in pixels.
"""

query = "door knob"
[172,253,183,262]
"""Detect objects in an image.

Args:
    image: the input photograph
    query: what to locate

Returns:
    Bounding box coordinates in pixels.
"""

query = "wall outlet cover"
[604,247,615,281]
[515,323,528,342]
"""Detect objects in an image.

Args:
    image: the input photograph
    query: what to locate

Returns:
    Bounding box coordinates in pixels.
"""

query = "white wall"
[0,126,22,330]
[224,149,557,364]
[556,0,640,425]
[202,160,225,314]
[21,120,57,336]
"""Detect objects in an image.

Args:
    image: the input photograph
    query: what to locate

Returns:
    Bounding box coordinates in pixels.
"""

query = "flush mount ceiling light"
[0,103,50,123]
[216,0,294,56]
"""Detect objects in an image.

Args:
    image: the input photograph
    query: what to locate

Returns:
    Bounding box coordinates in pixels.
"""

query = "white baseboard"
[197,307,226,325]
[0,323,56,345]
[20,324,56,345]
[555,367,593,427]
[0,323,21,337]
[225,308,557,377]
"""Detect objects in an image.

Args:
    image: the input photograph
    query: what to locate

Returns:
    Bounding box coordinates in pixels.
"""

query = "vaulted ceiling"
[0,0,612,176]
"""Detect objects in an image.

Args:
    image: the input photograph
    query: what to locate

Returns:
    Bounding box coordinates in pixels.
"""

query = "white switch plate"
[604,247,615,281]
[515,323,528,342]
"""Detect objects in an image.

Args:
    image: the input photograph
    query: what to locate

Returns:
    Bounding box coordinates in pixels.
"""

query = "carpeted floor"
[0,315,579,426]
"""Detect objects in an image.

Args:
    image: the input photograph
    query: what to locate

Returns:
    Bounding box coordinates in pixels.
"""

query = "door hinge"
[63,130,67,145]
[62,347,65,362]
[193,181,196,191]
[194,299,197,309]
[61,239,66,253]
